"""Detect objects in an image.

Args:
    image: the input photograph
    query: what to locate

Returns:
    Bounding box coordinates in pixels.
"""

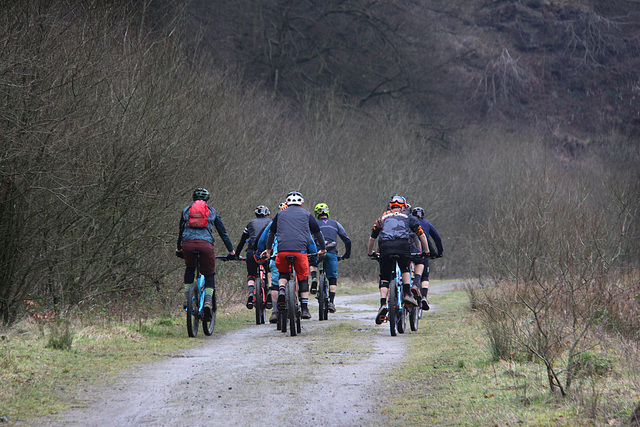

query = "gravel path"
[40,281,459,427]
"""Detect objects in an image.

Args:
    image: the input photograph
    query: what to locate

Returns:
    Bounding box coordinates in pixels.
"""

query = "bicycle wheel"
[186,282,200,338]
[255,278,265,325]
[409,305,419,331]
[397,304,406,334]
[286,279,297,336]
[388,280,398,336]
[202,287,216,336]
[279,308,286,333]
[318,273,328,321]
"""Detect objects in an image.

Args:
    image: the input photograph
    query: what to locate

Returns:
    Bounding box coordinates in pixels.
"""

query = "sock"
[301,298,308,309]
[413,276,421,287]
[421,288,428,298]
[329,292,336,303]
[248,285,255,293]
[204,288,214,297]
[184,284,190,292]
[380,298,387,307]
[403,283,411,294]
[310,271,317,281]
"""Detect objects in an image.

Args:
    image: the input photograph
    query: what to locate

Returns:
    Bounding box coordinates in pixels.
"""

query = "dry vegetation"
[1,0,639,419]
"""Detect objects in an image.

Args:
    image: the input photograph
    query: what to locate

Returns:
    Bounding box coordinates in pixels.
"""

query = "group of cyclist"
[177,188,442,327]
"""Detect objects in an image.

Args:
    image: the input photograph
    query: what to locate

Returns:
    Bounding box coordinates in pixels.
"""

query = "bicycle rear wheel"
[202,288,216,336]
[186,282,200,338]
[255,278,266,325]
[286,280,297,336]
[318,273,328,321]
[409,305,419,331]
[388,280,398,336]
[398,304,406,334]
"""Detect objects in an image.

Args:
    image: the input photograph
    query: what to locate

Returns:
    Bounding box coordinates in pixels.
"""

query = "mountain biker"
[176,188,235,320]
[309,203,351,313]
[261,191,326,320]
[235,205,272,310]
[257,202,319,323]
[411,206,443,310]
[256,202,286,324]
[367,194,430,325]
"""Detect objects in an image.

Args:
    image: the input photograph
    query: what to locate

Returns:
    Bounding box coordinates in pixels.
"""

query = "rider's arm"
[428,223,444,256]
[214,215,235,254]
[177,209,186,251]
[337,223,351,258]
[309,214,326,252]
[367,236,377,255]
[235,228,250,254]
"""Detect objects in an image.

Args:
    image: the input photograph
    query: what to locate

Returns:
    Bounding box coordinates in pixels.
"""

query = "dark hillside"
[187,0,640,144]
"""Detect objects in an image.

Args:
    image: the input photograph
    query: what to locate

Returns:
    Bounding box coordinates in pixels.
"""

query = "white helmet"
[285,191,304,206]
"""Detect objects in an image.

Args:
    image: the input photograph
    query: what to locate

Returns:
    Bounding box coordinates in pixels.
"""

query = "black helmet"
[412,206,425,219]
[193,187,210,201]
[255,205,270,217]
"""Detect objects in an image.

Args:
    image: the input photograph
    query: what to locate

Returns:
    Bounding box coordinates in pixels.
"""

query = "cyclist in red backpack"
[176,188,235,320]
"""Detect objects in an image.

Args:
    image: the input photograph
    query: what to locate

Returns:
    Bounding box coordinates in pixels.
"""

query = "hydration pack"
[188,200,209,228]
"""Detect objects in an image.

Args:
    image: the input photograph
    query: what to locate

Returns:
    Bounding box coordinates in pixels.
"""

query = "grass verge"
[382,288,638,426]
[0,307,253,424]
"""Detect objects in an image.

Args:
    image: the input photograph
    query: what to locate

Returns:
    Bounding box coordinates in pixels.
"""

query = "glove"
[227,253,236,261]
[176,250,184,259]
[421,252,430,259]
[342,252,350,259]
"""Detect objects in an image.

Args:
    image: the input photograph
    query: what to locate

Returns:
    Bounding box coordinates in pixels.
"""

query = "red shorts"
[275,252,309,281]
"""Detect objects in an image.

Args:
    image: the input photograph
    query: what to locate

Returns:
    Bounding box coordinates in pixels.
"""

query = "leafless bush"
[475,48,533,113]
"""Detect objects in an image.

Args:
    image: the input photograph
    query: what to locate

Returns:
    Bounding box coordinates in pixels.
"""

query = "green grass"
[0,307,252,423]
[382,289,638,426]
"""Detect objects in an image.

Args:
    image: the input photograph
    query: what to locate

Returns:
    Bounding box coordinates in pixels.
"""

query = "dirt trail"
[40,281,460,427]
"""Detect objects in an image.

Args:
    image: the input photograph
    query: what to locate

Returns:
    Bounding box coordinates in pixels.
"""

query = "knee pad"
[298,279,309,293]
[280,272,290,281]
[379,280,389,289]
[270,284,279,291]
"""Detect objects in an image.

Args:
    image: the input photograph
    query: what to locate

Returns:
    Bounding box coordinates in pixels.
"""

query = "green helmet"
[192,187,210,201]
[314,203,330,218]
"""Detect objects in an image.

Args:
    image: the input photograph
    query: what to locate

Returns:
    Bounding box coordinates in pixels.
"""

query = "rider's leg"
[376,280,390,324]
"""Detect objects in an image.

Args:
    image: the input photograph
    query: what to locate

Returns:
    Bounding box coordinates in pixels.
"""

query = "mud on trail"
[39,282,458,427]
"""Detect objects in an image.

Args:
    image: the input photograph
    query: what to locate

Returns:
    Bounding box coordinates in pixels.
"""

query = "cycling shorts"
[245,249,260,280]
[320,252,338,279]
[181,240,216,275]
[275,251,309,281]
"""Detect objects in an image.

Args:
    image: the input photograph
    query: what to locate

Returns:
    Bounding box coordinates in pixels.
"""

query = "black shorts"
[378,240,412,283]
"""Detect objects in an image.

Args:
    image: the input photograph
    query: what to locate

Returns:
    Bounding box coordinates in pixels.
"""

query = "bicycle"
[276,253,317,336]
[251,260,269,325]
[185,250,216,337]
[316,254,343,321]
[370,253,420,336]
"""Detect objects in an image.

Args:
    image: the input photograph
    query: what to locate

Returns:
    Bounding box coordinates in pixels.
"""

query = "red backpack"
[188,200,210,228]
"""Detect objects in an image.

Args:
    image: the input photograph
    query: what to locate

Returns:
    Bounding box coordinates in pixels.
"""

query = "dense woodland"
[1,0,638,341]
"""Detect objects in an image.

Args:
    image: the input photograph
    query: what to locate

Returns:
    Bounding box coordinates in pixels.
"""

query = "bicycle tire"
[202,288,216,336]
[255,278,265,325]
[279,308,286,333]
[388,280,398,336]
[409,305,419,331]
[398,304,406,334]
[286,279,297,336]
[318,273,328,321]
[186,282,200,338]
